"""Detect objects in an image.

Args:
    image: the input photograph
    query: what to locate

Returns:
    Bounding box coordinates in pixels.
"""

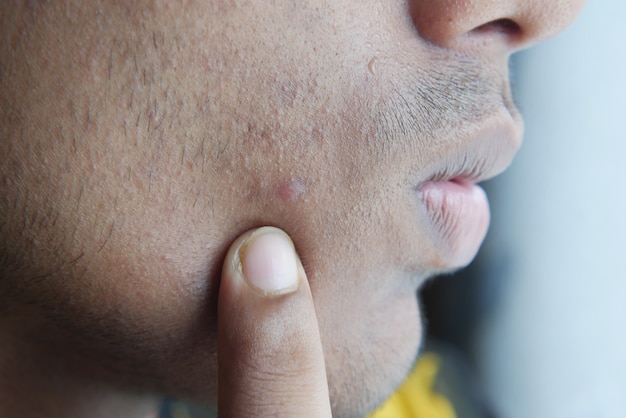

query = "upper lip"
[416,109,523,189]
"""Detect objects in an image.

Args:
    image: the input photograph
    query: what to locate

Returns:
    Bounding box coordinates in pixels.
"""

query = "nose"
[409,0,586,53]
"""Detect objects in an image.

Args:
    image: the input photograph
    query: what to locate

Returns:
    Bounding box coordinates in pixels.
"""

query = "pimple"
[275,177,307,203]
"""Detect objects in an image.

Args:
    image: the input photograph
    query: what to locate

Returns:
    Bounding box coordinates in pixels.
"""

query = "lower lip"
[416,180,491,268]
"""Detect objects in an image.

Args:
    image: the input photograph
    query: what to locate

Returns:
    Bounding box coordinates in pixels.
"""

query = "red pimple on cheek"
[275,177,307,203]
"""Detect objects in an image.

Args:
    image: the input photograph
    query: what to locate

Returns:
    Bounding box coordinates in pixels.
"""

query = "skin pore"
[0,1,584,417]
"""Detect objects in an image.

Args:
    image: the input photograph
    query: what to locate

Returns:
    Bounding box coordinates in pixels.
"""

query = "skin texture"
[0,0,584,417]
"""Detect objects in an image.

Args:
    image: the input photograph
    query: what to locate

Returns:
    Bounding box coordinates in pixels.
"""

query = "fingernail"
[238,227,299,295]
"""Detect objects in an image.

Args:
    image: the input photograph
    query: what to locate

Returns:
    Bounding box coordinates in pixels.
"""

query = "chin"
[322,289,423,417]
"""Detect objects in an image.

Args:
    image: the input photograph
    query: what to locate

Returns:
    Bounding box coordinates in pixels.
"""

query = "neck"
[0,316,160,418]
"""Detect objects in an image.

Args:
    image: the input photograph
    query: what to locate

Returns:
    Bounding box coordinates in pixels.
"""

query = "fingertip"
[238,227,300,295]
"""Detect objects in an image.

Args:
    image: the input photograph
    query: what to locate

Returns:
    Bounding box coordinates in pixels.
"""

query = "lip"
[417,178,490,267]
[414,113,522,269]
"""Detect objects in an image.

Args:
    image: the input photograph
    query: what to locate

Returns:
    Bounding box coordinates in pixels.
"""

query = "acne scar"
[275,177,307,203]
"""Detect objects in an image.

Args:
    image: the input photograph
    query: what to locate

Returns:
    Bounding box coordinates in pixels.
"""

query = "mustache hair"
[376,51,514,155]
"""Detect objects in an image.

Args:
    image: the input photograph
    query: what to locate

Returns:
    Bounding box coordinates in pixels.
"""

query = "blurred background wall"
[474,1,626,417]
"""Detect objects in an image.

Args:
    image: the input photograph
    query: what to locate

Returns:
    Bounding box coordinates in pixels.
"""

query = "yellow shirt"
[367,353,456,418]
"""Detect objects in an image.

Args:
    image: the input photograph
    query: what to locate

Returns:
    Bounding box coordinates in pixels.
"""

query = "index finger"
[217,227,332,417]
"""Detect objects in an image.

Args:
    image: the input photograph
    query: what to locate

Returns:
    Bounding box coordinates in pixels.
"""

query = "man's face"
[0,0,583,416]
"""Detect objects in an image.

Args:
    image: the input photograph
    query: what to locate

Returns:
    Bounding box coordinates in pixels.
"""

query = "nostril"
[471,18,522,39]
